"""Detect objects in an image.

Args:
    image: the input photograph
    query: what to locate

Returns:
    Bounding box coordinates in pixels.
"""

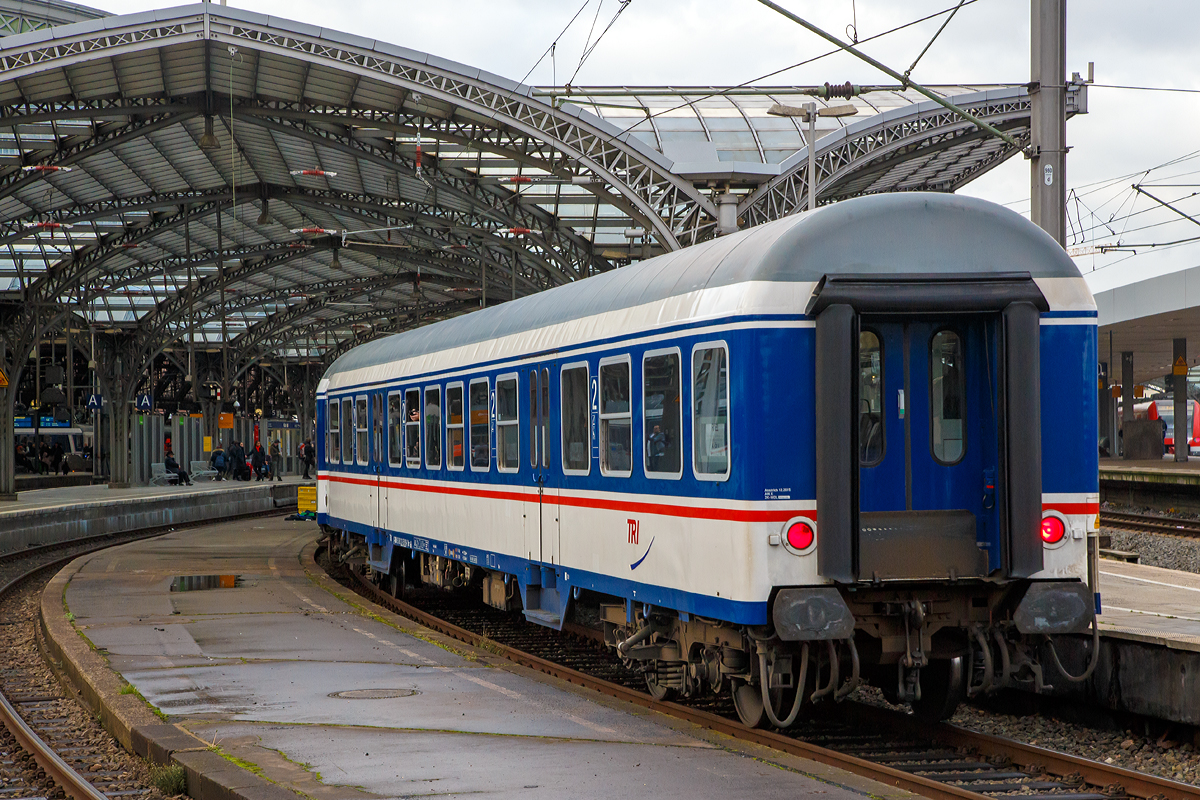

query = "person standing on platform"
[227,440,245,481]
[300,439,315,480]
[269,438,284,482]
[251,442,268,481]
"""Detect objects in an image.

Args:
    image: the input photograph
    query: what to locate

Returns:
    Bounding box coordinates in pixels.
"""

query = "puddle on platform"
[170,574,241,592]
[329,688,419,700]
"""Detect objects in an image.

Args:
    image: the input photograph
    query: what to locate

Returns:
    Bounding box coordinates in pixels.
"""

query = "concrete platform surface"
[0,474,309,516]
[55,517,903,800]
[1099,558,1200,650]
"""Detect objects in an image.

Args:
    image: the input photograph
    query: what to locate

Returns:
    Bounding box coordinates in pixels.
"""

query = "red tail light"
[786,521,815,551]
[1040,516,1066,544]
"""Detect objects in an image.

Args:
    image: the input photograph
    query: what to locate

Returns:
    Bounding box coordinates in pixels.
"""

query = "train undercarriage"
[328,530,1098,729]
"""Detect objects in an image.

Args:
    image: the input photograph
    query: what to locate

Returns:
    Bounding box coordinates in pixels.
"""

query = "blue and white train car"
[318,192,1099,725]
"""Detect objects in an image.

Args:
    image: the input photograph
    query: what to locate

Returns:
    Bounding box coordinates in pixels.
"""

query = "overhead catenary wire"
[567,0,633,87]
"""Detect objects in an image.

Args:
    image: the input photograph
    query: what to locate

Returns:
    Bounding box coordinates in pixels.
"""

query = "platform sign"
[1174,356,1189,376]
[0,366,7,388]
[135,393,153,412]
[85,393,103,410]
[218,412,234,430]
[203,436,212,452]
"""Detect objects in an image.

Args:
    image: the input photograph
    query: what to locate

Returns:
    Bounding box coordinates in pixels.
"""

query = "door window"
[561,364,589,475]
[541,368,550,469]
[341,398,353,464]
[599,358,632,477]
[643,349,682,478]
[859,331,884,466]
[496,374,519,472]
[372,394,383,464]
[692,344,730,479]
[403,389,421,467]
[424,387,442,469]
[930,330,965,464]
[447,383,465,470]
[469,379,490,470]
[529,371,538,468]
[327,400,340,464]
[387,392,403,466]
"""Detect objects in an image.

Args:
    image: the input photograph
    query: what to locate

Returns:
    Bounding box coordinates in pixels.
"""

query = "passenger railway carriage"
[319,192,1100,726]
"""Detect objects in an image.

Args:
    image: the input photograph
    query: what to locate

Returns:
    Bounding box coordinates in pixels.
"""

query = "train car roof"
[326,192,1081,379]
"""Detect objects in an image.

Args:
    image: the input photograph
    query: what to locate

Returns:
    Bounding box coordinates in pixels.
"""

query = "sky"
[90,0,1200,293]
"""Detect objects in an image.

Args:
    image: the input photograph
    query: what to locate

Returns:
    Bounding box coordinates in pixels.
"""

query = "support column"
[1098,361,1112,457]
[1175,338,1188,462]
[0,340,15,501]
[1031,0,1067,245]
[1121,351,1134,459]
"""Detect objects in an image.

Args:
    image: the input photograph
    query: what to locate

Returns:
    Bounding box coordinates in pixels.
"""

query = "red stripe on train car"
[324,474,814,523]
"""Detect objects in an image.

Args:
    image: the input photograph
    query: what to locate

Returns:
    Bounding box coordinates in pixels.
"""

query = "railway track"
[321,547,1200,800]
[1100,510,1200,537]
[0,506,296,800]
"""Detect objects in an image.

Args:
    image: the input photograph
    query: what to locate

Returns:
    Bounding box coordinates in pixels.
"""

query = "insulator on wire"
[22,165,72,173]
[823,81,857,99]
[289,227,342,235]
[290,169,337,177]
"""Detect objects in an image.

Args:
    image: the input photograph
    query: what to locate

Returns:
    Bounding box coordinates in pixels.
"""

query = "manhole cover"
[329,688,418,700]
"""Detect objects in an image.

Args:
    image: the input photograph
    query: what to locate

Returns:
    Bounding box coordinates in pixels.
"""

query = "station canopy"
[0,0,1087,367]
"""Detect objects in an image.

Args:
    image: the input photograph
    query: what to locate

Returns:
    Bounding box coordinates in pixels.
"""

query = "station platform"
[41,517,906,800]
[1100,457,1200,511]
[0,477,308,552]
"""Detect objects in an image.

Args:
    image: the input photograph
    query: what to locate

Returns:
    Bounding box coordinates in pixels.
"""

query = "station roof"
[1097,266,1200,382]
[0,0,1084,370]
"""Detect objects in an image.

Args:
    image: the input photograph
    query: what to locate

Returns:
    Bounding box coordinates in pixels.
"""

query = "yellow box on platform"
[298,486,317,514]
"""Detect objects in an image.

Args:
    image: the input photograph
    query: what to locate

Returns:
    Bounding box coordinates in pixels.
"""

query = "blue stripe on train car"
[1040,322,1099,494]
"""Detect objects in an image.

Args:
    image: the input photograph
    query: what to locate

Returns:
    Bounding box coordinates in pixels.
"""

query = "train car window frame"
[327,399,340,465]
[355,396,369,466]
[372,394,384,465]
[446,382,465,472]
[404,388,421,469]
[560,362,590,476]
[691,341,731,481]
[496,372,520,473]
[642,347,683,480]
[929,328,966,466]
[469,377,490,472]
[424,385,442,470]
[599,355,633,478]
[541,367,550,469]
[387,391,403,467]
[529,370,538,469]
[858,329,885,467]
[341,398,353,465]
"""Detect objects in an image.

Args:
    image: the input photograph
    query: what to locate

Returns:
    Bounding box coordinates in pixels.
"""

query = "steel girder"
[739,90,1034,225]
[0,6,713,248]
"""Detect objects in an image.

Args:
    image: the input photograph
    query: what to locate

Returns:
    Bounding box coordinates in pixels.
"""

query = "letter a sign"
[135,393,153,412]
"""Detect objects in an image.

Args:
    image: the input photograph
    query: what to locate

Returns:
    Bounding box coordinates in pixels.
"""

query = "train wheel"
[731,679,766,728]
[387,562,404,599]
[645,670,676,701]
[912,657,965,721]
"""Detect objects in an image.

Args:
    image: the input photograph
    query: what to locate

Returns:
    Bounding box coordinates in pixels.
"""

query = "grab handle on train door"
[982,467,995,510]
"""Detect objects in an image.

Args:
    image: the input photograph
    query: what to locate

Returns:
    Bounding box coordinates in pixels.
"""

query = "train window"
[469,378,490,470]
[600,357,632,477]
[327,400,340,464]
[425,386,442,469]
[692,343,730,480]
[859,331,884,466]
[447,383,465,471]
[541,367,550,469]
[496,374,519,472]
[387,392,403,466]
[355,397,368,466]
[931,330,965,464]
[561,363,590,475]
[404,389,421,468]
[372,394,383,464]
[643,349,682,478]
[529,371,537,468]
[341,398,353,464]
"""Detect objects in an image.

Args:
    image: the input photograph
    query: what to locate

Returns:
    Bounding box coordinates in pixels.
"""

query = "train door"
[856,317,1000,579]
[386,391,404,532]
[523,366,559,564]
[372,394,385,532]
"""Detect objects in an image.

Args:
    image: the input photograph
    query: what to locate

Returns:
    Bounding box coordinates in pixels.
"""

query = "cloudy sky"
[94,0,1199,292]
